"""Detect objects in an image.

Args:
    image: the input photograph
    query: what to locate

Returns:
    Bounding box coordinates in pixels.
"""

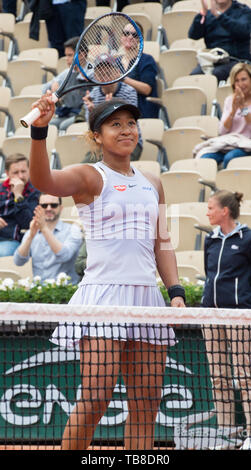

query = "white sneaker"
[240,437,251,450]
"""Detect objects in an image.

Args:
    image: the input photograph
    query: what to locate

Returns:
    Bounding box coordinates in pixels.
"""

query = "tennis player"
[29,92,186,450]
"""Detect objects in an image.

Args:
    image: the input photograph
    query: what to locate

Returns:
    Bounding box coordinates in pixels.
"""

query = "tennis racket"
[20,12,144,128]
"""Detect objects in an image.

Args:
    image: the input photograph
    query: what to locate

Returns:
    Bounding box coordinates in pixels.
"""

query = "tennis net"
[0,303,250,450]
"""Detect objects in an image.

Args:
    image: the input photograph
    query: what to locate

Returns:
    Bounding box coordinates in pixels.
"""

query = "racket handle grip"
[19,93,58,128]
[20,107,42,128]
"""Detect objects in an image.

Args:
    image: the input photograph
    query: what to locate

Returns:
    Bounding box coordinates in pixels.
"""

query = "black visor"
[90,100,141,132]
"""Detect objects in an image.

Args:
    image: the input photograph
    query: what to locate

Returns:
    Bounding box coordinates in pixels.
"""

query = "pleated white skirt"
[51,284,176,348]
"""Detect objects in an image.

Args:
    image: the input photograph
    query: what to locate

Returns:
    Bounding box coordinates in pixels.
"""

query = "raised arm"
[29,92,102,203]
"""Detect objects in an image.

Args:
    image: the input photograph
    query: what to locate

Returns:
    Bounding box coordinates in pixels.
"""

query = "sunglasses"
[40,203,60,209]
[122,30,137,38]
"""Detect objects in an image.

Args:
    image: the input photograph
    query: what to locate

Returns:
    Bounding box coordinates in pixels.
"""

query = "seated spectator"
[75,53,143,160]
[14,193,83,284]
[119,22,159,118]
[42,36,93,132]
[188,0,251,82]
[0,154,40,257]
[199,63,251,168]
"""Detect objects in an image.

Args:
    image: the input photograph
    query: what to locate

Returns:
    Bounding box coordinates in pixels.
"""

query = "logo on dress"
[114,185,127,191]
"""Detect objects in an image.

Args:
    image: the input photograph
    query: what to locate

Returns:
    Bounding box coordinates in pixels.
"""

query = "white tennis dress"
[51,162,175,347]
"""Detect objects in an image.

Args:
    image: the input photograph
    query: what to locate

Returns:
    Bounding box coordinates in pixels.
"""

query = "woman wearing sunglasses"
[120,22,159,119]
[13,193,82,284]
[28,95,185,450]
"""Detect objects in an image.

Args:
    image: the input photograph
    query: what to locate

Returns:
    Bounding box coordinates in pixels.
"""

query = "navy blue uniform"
[202,224,251,308]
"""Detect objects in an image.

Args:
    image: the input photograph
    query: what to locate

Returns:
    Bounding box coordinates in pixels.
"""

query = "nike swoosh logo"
[128,184,137,188]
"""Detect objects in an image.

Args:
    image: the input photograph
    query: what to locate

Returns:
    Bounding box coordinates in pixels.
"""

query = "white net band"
[0,302,251,325]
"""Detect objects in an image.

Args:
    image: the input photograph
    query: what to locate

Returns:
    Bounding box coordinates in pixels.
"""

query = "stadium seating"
[1,124,57,162]
[160,11,198,48]
[0,256,32,279]
[6,59,44,95]
[138,118,164,144]
[138,141,159,162]
[173,115,219,137]
[175,249,205,279]
[53,134,92,168]
[214,169,251,199]
[20,84,43,96]
[66,122,89,135]
[143,41,160,64]
[151,87,207,126]
[170,158,217,199]
[169,37,205,51]
[61,203,83,228]
[167,200,211,251]
[227,156,251,169]
[132,160,160,177]
[19,48,59,79]
[0,127,6,152]
[84,6,112,28]
[167,201,211,231]
[158,49,198,88]
[177,264,201,282]
[57,56,68,74]
[0,126,6,175]
[0,86,11,124]
[136,126,164,164]
[172,0,201,11]
[8,95,41,132]
[171,208,209,252]
[13,123,58,156]
[0,13,16,59]
[170,157,217,178]
[13,19,49,54]
[212,84,232,118]
[239,213,251,226]
[2,135,31,159]
[0,51,8,85]
[161,128,204,167]
[160,170,202,204]
[173,74,218,116]
[241,199,251,213]
[62,196,76,207]
[0,269,22,281]
[167,214,201,251]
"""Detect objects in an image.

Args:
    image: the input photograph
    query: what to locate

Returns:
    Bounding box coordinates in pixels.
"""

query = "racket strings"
[77,14,142,84]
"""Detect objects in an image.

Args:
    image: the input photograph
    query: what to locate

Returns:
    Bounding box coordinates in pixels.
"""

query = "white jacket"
[193,133,251,159]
